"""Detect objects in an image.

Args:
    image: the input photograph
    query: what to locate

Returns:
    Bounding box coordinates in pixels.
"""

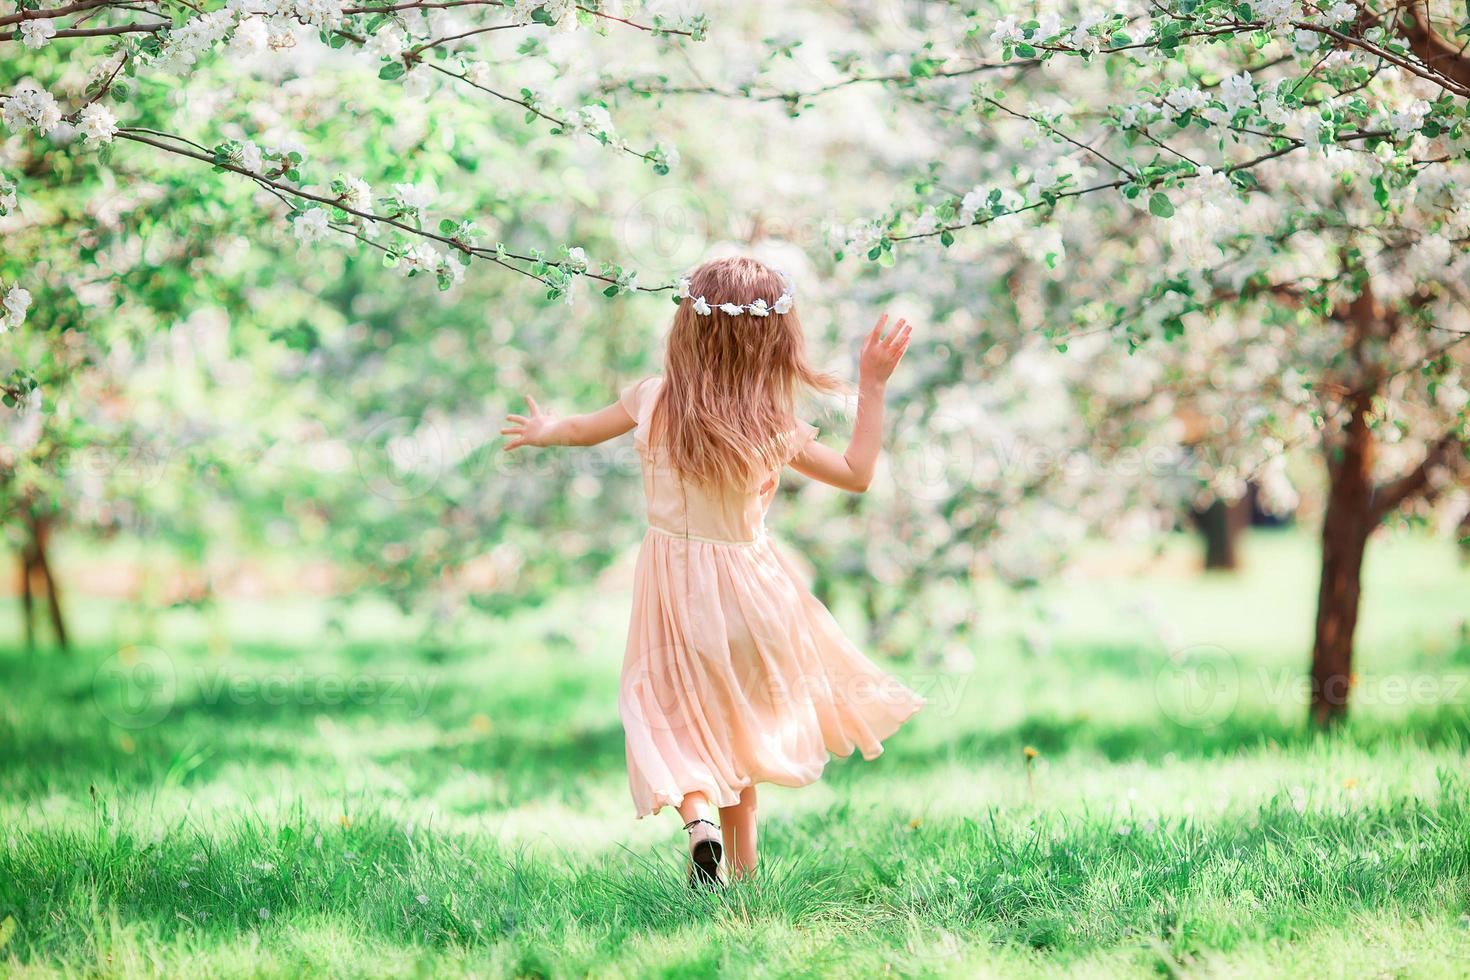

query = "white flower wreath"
[677,270,795,316]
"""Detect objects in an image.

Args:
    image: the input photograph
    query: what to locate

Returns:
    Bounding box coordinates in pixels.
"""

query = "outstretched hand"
[858,314,913,388]
[501,395,557,450]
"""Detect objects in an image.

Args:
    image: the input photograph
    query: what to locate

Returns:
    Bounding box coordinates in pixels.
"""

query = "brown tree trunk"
[19,513,68,651]
[1310,395,1375,726]
[19,545,37,652]
[1193,497,1250,571]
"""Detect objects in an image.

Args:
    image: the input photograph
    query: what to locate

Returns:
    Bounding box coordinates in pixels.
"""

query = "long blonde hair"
[652,256,839,487]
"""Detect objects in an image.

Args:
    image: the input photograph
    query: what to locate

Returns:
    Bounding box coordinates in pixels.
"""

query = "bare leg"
[719,786,758,879]
[676,790,714,827]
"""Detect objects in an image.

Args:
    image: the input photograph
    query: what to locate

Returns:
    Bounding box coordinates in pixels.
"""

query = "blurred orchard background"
[3,0,1470,976]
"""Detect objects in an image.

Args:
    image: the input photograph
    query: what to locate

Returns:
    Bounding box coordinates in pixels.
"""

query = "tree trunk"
[19,513,69,652]
[1310,397,1375,726]
[1192,496,1250,571]
[19,545,37,652]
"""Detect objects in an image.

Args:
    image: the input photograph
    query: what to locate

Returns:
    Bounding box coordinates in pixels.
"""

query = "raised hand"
[858,314,913,389]
[500,395,557,450]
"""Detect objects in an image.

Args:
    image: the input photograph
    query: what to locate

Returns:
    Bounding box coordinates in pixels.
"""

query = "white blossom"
[1219,72,1256,116]
[365,24,406,60]
[20,18,57,48]
[340,175,373,212]
[402,242,444,275]
[77,103,118,144]
[772,293,793,315]
[295,0,342,29]
[1259,90,1292,126]
[462,60,492,87]
[293,207,330,243]
[155,9,237,75]
[392,181,434,213]
[748,299,770,317]
[1162,85,1208,122]
[403,66,433,98]
[848,221,884,252]
[237,140,263,174]
[1256,0,1300,29]
[990,17,1024,46]
[652,141,679,171]
[692,296,711,316]
[1387,100,1431,139]
[574,104,615,137]
[3,285,32,331]
[2,84,63,135]
[676,276,691,298]
[551,3,578,32]
[1321,1,1355,25]
[228,15,269,55]
[1066,10,1106,52]
[566,247,588,272]
[718,302,744,316]
[959,187,987,223]
[0,174,16,215]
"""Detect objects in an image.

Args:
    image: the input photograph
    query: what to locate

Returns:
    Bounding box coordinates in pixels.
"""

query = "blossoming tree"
[1,0,708,640]
[812,0,1470,721]
[598,0,1469,719]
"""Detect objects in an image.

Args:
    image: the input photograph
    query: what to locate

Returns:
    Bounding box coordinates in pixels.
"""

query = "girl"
[501,256,924,887]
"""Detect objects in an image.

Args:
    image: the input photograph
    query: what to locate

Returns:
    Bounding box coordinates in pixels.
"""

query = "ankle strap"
[683,817,718,833]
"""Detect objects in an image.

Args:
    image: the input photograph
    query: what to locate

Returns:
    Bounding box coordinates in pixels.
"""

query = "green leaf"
[1149,192,1174,218]
[379,63,406,80]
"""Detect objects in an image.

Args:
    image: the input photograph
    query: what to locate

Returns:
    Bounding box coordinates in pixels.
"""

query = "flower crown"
[677,269,795,317]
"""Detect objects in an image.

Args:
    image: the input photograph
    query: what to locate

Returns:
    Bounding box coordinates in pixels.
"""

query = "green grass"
[3,529,1470,977]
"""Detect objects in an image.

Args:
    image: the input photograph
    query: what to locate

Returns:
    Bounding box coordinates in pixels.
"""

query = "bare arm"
[790,314,913,493]
[500,394,635,450]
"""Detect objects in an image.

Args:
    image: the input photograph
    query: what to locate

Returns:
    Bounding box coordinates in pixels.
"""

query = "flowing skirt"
[620,528,925,817]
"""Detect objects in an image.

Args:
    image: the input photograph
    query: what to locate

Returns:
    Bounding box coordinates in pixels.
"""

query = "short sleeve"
[787,419,819,461]
[619,377,657,421]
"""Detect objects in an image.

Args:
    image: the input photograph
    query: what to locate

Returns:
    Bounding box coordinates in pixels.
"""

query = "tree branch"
[1371,432,1465,521]
[0,0,117,27]
[1396,1,1470,92]
[112,127,673,294]
[1,22,164,40]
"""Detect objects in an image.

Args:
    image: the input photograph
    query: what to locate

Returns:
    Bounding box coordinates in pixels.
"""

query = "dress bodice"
[620,377,816,544]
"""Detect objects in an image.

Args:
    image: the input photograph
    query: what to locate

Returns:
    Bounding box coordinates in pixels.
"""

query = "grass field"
[3,529,1469,977]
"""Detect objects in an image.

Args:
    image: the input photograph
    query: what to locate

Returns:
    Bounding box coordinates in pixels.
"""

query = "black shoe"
[683,818,724,890]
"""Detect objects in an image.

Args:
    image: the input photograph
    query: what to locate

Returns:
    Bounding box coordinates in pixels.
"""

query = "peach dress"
[618,376,925,817]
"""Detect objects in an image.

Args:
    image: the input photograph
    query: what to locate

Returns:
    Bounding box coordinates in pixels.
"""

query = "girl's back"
[621,375,818,547]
